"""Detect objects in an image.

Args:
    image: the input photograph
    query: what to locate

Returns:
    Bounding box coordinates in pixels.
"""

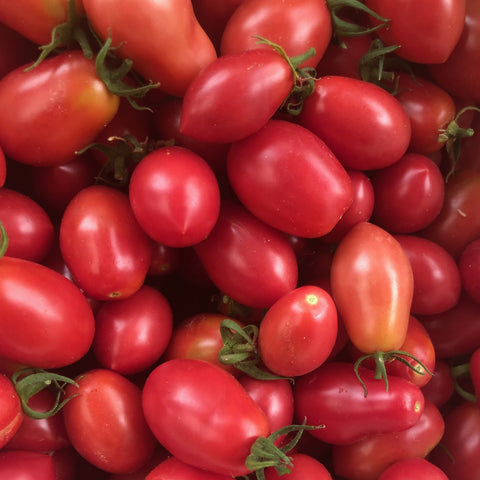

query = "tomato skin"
[332,399,444,480]
[194,201,298,309]
[0,50,120,167]
[421,359,455,408]
[458,237,480,303]
[364,0,466,64]
[220,0,332,69]
[83,0,217,98]
[142,359,270,476]
[60,185,153,301]
[298,76,411,170]
[0,450,56,480]
[330,222,414,354]
[0,373,23,449]
[258,285,338,377]
[264,453,332,480]
[0,256,95,368]
[180,48,295,144]
[128,146,221,248]
[227,119,353,238]
[63,369,157,475]
[377,457,448,480]
[145,456,233,480]
[371,153,445,234]
[0,146,5,187]
[0,187,54,262]
[294,362,425,446]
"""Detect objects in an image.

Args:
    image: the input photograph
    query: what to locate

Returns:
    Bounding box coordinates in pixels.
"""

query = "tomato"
[0,373,23,449]
[370,153,445,234]
[194,201,298,309]
[147,242,180,278]
[0,256,95,368]
[332,399,444,480]
[83,0,217,98]
[63,369,157,474]
[458,237,480,303]
[264,453,332,480]
[0,146,5,188]
[220,0,332,69]
[0,450,56,480]
[128,146,221,248]
[394,235,461,315]
[93,285,173,375]
[298,75,411,170]
[180,48,295,144]
[59,185,153,301]
[258,285,338,377]
[420,169,480,259]
[364,0,466,64]
[378,457,448,480]
[227,119,353,237]
[330,222,414,354]
[0,0,85,45]
[0,187,54,262]
[0,50,120,167]
[145,456,233,480]
[142,358,270,476]
[421,359,455,408]
[429,401,480,480]
[294,362,424,446]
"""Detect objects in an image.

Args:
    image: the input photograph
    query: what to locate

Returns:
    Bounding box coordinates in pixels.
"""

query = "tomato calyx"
[218,319,291,381]
[450,362,478,404]
[354,350,433,397]
[245,420,323,480]
[11,368,79,420]
[0,222,8,258]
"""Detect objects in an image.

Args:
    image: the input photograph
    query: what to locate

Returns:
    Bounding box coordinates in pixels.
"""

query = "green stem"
[0,222,8,258]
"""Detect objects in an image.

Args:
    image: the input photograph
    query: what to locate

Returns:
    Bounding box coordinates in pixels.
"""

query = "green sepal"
[0,222,8,258]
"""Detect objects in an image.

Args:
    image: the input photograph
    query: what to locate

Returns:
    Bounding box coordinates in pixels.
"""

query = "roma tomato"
[264,453,332,480]
[142,359,270,476]
[0,50,120,167]
[258,285,338,377]
[83,0,217,97]
[194,201,298,309]
[0,256,95,368]
[63,369,157,475]
[330,222,414,354]
[0,450,56,480]
[298,75,411,170]
[458,237,480,303]
[364,0,466,63]
[421,359,455,408]
[128,146,220,248]
[227,119,353,238]
[145,456,233,480]
[294,362,424,446]
[0,373,23,449]
[378,458,448,480]
[59,185,153,301]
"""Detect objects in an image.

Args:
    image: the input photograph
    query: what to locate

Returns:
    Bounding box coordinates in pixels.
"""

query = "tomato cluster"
[0,1,480,479]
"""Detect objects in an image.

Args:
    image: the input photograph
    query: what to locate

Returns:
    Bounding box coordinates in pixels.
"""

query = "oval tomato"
[0,450,56,480]
[227,119,353,238]
[0,373,23,449]
[146,456,233,480]
[421,359,455,408]
[264,453,332,480]
[377,458,448,480]
[59,185,153,301]
[0,50,120,167]
[458,237,480,303]
[0,256,95,368]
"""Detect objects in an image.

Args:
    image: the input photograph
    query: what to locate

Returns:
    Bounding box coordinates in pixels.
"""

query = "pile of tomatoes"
[1,1,480,479]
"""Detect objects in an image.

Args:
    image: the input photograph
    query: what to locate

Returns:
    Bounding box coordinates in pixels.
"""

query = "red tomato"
[145,456,233,480]
[83,0,217,97]
[330,222,414,354]
[0,373,23,449]
[0,50,120,167]
[128,146,221,248]
[63,369,157,474]
[394,235,461,315]
[364,0,466,63]
[294,362,425,446]
[378,458,448,480]
[0,188,54,262]
[370,153,445,234]
[332,399,444,480]
[220,0,332,69]
[458,237,480,303]
[147,242,180,277]
[227,119,353,238]
[93,285,173,375]
[0,450,56,480]
[194,201,298,309]
[0,256,95,368]
[180,48,295,144]
[421,359,455,408]
[142,359,270,476]
[298,75,411,170]
[264,453,332,480]
[59,185,153,300]
[258,285,338,377]
[0,146,5,187]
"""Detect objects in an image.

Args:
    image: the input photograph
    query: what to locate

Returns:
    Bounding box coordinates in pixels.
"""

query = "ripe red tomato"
[377,458,448,480]
[458,237,480,303]
[83,0,217,97]
[258,285,338,377]
[63,369,157,475]
[0,373,23,449]
[145,456,233,480]
[264,453,332,480]
[59,185,153,300]
[0,50,120,167]
[128,146,221,248]
[227,119,353,238]
[421,359,455,408]
[0,256,95,368]
[0,450,56,480]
